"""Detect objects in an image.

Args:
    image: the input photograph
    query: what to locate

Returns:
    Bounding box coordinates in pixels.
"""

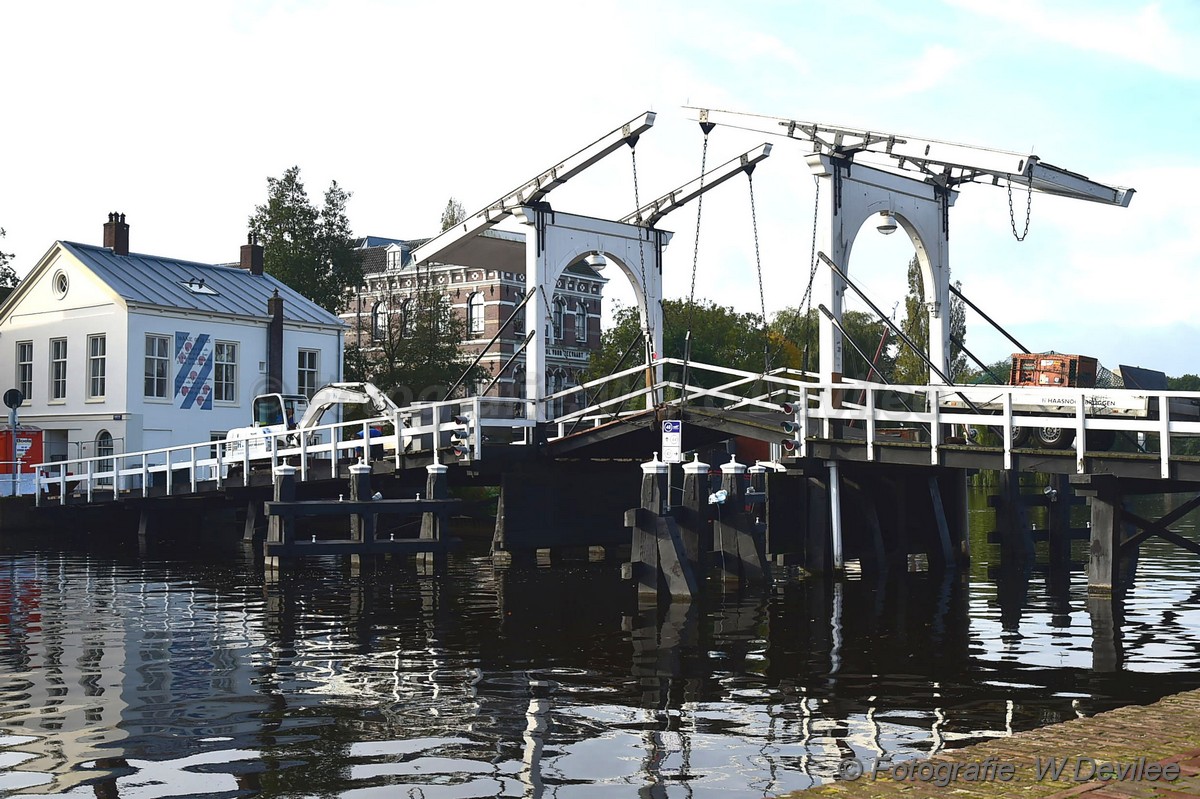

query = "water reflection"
[1,487,1200,796]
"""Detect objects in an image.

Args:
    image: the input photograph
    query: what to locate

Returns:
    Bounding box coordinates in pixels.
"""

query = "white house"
[0,213,345,468]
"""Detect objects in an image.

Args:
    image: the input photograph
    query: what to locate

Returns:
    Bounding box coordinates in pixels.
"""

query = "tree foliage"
[768,306,894,380]
[440,197,466,232]
[584,299,768,388]
[893,254,968,385]
[0,228,17,289]
[249,166,360,314]
[345,275,487,404]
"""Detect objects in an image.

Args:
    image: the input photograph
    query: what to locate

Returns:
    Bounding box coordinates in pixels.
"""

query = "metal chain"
[1007,171,1033,241]
[688,133,711,312]
[747,171,768,373]
[631,147,650,323]
[799,176,821,371]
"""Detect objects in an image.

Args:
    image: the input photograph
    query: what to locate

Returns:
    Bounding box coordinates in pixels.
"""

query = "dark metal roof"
[61,241,345,328]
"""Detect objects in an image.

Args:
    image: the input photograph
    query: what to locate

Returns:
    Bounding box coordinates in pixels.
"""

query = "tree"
[0,228,17,289]
[249,166,360,314]
[893,255,930,385]
[893,254,968,385]
[440,197,466,232]
[768,306,894,380]
[582,299,768,403]
[346,273,487,404]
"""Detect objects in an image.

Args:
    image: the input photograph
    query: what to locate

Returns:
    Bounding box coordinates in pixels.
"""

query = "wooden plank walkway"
[793,688,1200,798]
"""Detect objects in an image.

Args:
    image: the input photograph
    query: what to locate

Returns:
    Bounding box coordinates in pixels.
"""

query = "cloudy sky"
[2,0,1198,375]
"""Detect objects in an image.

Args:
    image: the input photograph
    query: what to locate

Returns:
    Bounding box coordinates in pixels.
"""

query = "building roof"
[60,241,345,328]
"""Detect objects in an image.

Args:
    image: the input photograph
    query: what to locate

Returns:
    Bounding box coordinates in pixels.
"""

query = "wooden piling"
[713,457,768,586]
[677,455,710,574]
[1085,475,1123,595]
[626,454,698,600]
[265,464,296,574]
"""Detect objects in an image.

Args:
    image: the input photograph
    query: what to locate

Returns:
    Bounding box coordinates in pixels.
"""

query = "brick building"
[341,230,607,412]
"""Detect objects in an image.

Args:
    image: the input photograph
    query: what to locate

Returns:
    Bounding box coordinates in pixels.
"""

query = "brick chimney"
[103,212,129,255]
[267,289,284,393]
[240,232,264,276]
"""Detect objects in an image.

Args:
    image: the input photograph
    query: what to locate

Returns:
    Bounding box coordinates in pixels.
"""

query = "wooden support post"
[348,463,373,575]
[420,463,448,541]
[419,462,449,571]
[928,476,955,569]
[264,464,296,572]
[1087,476,1122,595]
[242,499,262,542]
[996,469,1033,568]
[1046,474,1072,586]
[348,463,374,543]
[677,455,710,576]
[805,476,829,574]
[628,455,668,599]
[764,472,804,564]
[713,457,768,586]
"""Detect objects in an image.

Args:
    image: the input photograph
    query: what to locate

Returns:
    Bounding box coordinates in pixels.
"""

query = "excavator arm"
[296,382,401,430]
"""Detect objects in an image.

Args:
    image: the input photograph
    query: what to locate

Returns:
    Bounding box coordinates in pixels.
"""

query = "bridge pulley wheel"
[1036,426,1075,449]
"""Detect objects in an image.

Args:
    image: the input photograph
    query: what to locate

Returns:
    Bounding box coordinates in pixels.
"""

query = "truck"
[223,382,406,464]
[940,352,1200,449]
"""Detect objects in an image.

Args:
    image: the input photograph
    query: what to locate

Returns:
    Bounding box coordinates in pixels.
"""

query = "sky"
[2,0,1199,375]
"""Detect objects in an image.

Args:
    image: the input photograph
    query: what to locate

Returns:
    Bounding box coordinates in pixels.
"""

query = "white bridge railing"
[543,358,1200,479]
[34,395,534,506]
[33,361,1200,504]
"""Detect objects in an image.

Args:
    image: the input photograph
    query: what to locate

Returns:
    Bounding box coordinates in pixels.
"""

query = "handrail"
[32,360,1200,504]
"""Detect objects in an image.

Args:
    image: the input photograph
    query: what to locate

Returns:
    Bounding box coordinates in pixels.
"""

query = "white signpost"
[661,420,682,464]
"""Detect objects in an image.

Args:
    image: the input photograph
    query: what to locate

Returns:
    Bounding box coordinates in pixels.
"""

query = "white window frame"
[468,292,485,337]
[575,301,588,343]
[552,297,565,342]
[87,334,106,400]
[49,338,67,402]
[16,341,32,402]
[144,334,171,400]
[298,350,319,399]
[214,341,238,404]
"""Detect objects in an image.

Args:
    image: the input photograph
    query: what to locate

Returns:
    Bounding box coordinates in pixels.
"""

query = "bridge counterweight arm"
[687,106,1133,206]
[411,111,657,267]
[619,143,772,226]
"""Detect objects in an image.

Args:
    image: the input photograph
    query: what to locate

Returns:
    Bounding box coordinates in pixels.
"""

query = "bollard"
[713,457,769,586]
[265,464,296,573]
[677,454,711,573]
[625,454,698,600]
[348,463,374,544]
[420,462,449,541]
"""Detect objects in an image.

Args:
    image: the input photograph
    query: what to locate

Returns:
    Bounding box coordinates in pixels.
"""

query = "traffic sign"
[661,419,682,463]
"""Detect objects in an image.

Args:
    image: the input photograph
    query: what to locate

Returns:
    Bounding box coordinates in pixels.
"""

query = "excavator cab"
[252,394,309,428]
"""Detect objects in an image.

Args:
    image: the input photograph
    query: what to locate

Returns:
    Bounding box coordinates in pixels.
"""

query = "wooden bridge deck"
[797,687,1200,798]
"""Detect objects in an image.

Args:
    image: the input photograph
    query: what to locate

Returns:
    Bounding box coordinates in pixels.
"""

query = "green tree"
[249,166,360,314]
[768,306,894,380]
[583,299,768,402]
[0,228,17,289]
[893,255,967,385]
[348,275,487,404]
[440,197,467,232]
[893,254,929,385]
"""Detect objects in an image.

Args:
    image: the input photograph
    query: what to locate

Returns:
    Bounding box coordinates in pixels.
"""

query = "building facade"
[341,230,607,414]
[0,214,345,468]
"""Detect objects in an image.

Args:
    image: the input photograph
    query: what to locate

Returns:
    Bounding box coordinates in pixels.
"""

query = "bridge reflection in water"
[2,489,1200,797]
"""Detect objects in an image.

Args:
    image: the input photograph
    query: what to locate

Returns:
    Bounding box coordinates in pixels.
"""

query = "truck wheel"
[1036,426,1075,449]
[1012,426,1031,448]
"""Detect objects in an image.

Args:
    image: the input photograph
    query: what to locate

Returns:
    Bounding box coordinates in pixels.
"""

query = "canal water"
[2,488,1200,797]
